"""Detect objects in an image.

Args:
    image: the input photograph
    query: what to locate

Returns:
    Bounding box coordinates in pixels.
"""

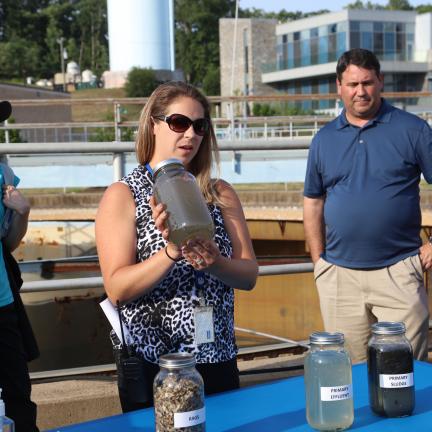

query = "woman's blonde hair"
[136,81,221,204]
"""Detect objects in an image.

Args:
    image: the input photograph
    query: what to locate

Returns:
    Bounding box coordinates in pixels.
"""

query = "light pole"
[57,37,66,92]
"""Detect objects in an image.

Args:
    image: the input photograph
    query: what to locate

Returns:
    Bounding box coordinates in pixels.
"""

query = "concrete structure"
[220,10,432,111]
[105,0,178,88]
[219,18,277,116]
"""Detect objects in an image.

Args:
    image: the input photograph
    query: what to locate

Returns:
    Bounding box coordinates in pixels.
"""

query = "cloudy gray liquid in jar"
[155,176,214,246]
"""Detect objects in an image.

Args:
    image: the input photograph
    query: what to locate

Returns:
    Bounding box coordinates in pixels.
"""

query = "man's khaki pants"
[314,255,429,364]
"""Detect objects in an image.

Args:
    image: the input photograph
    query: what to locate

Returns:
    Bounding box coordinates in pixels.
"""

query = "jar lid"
[371,321,406,335]
[159,353,196,369]
[309,331,344,345]
[153,158,183,177]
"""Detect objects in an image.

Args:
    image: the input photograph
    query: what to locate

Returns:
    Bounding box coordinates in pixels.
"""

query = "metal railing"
[0,138,312,181]
[3,91,432,144]
[2,116,331,143]
[20,262,314,293]
[25,262,313,380]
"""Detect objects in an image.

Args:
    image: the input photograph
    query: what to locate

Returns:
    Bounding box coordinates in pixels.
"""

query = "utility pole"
[57,37,66,92]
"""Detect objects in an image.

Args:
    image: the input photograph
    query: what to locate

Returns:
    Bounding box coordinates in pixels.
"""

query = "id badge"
[194,306,215,345]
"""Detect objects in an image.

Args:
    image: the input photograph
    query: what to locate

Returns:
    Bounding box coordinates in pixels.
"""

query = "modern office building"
[220,9,432,111]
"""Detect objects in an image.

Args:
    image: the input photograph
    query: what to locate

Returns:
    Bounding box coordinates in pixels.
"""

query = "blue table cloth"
[48,361,432,431]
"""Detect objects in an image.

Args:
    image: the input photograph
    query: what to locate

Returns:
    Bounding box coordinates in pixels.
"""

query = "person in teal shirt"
[0,100,38,431]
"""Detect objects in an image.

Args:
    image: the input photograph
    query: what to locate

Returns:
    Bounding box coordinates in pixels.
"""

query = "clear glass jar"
[367,321,415,417]
[152,159,214,246]
[154,353,205,432]
[304,332,353,431]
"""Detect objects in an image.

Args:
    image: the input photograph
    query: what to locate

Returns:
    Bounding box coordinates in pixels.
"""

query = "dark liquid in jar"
[368,344,414,417]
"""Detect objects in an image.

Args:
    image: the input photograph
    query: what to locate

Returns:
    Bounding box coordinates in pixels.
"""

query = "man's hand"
[419,241,432,271]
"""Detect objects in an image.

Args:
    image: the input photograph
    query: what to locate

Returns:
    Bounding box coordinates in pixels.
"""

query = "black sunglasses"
[153,113,209,136]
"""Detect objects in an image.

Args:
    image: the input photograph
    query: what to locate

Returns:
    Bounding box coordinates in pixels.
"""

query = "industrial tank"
[107,0,175,72]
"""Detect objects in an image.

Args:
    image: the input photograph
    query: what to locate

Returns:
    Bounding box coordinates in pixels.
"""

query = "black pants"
[114,348,239,413]
[0,303,38,431]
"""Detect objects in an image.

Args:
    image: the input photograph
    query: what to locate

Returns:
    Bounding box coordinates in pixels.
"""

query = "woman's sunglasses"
[152,113,209,136]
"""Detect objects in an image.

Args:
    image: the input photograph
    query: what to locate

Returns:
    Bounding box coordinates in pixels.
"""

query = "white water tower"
[107,0,175,72]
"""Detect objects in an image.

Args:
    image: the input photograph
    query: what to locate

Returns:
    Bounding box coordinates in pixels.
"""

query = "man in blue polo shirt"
[304,49,432,363]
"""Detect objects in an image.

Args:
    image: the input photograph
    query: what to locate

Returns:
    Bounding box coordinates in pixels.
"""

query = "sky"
[240,0,427,13]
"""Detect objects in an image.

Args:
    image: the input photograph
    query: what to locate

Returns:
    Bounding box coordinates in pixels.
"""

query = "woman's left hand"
[181,238,221,270]
[2,185,30,215]
[149,195,170,241]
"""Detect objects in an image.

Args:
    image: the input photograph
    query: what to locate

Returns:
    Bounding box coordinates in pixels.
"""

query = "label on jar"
[379,372,414,388]
[320,384,352,401]
[174,407,206,428]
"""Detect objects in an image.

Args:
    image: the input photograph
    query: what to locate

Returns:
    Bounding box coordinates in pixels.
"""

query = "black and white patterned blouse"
[117,165,237,364]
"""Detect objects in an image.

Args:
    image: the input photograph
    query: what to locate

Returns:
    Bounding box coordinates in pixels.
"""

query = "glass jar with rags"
[152,159,214,246]
[367,321,414,417]
[304,332,353,431]
[154,353,205,432]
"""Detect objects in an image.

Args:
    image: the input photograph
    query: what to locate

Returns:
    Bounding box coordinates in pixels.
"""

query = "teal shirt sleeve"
[0,167,16,306]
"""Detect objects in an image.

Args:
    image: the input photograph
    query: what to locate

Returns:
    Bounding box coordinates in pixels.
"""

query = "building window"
[361,31,373,51]
[243,29,249,74]
[301,39,311,66]
[350,21,360,32]
[319,36,328,63]
[350,31,360,49]
[374,32,384,57]
[319,79,330,109]
[348,20,413,63]
[337,32,346,58]
[311,36,319,64]
[301,81,312,111]
[268,17,421,73]
[384,31,396,60]
[288,43,294,68]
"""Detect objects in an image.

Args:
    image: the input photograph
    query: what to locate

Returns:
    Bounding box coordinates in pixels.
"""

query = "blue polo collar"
[336,98,393,130]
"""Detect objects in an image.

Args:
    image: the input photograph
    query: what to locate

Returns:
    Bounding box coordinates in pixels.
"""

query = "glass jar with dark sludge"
[367,321,415,417]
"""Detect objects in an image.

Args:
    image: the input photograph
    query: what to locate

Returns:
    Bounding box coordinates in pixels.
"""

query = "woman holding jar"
[96,81,258,411]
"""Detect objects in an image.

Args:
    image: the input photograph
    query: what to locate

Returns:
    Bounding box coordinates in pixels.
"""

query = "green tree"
[239,7,330,21]
[345,1,385,9]
[124,67,159,98]
[175,0,236,91]
[202,66,220,96]
[416,4,432,13]
[0,37,40,79]
[386,0,413,10]
[72,0,109,76]
[0,0,108,80]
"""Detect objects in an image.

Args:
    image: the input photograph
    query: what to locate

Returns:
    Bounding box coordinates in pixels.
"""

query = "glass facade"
[276,22,347,71]
[275,19,414,72]
[274,72,423,112]
[277,77,337,111]
[350,20,414,61]
[267,16,423,107]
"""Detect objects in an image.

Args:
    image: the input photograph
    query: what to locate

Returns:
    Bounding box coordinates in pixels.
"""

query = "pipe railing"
[2,116,329,144]
[20,262,314,293]
[4,113,432,142]
[0,138,311,155]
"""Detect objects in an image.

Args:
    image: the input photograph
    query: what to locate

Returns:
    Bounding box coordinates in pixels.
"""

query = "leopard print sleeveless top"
[119,165,237,364]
